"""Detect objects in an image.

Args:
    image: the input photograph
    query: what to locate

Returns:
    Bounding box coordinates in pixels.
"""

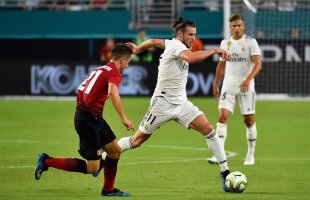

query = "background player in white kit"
[207,14,262,165]
[108,17,234,192]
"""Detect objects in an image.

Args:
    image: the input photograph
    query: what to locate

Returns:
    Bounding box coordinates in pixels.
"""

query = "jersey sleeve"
[219,39,227,61]
[220,40,226,50]
[164,39,171,49]
[108,70,121,88]
[168,39,188,58]
[250,39,261,56]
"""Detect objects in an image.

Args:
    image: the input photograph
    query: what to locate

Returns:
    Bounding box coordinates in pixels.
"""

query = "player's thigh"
[218,90,236,114]
[99,119,119,157]
[139,96,175,134]
[99,119,117,146]
[237,91,256,115]
[74,119,102,160]
[176,100,204,128]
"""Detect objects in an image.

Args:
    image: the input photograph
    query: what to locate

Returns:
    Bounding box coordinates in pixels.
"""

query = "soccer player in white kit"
[114,17,234,192]
[207,14,262,165]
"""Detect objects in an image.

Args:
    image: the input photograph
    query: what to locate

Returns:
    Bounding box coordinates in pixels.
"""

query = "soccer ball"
[225,171,248,193]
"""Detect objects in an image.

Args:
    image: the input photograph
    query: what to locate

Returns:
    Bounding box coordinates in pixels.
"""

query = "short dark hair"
[229,14,244,22]
[111,43,133,60]
[172,16,196,35]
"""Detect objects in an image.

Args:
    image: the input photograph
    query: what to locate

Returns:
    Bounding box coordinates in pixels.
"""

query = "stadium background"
[0,1,310,200]
[0,0,309,98]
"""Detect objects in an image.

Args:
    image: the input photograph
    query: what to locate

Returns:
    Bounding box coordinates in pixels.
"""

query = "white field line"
[0,140,309,169]
[0,140,236,169]
[1,95,310,101]
[0,165,34,169]
[0,139,72,144]
[0,139,237,158]
[1,157,310,169]
[0,95,75,101]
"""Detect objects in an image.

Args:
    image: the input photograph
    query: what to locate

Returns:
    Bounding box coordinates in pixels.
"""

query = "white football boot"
[244,155,255,165]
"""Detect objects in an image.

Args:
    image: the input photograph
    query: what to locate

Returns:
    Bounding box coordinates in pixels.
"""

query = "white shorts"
[218,89,256,115]
[139,96,203,134]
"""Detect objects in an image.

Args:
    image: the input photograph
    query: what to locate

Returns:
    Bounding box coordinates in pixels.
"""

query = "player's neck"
[109,60,120,71]
[232,34,244,40]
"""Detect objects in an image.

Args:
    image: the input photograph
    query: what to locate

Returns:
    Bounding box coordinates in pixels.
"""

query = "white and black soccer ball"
[225,171,248,193]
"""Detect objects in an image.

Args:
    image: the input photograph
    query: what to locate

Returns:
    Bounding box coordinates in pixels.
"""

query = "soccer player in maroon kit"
[34,43,134,197]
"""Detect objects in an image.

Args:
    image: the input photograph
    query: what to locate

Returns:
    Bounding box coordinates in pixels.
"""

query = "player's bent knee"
[243,116,254,127]
[218,115,228,123]
[108,150,121,160]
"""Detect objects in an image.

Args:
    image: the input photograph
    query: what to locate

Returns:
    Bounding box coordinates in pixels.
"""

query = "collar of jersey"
[231,34,246,42]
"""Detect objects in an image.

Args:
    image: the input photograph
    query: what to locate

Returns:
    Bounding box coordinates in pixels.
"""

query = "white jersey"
[220,35,261,93]
[153,38,189,104]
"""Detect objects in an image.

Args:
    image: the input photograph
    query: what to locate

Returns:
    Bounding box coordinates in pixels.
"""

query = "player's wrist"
[121,116,128,123]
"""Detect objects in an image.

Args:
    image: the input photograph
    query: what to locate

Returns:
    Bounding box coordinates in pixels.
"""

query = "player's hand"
[215,49,231,60]
[126,42,140,54]
[213,86,220,100]
[122,118,135,131]
[239,79,250,92]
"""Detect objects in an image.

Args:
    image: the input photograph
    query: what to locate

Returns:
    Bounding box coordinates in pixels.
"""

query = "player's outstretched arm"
[108,82,134,131]
[126,39,165,54]
[179,48,231,64]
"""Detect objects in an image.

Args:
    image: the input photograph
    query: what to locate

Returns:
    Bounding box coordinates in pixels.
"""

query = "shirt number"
[78,70,102,94]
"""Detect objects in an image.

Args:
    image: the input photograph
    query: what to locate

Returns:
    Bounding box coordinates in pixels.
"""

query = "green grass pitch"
[0,97,309,200]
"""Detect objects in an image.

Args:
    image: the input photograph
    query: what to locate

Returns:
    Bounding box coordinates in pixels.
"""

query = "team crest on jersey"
[180,63,189,71]
[241,46,246,51]
[227,41,232,50]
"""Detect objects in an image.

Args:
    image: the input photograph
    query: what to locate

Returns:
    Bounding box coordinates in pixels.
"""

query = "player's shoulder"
[221,38,230,43]
[98,63,119,75]
[245,35,254,40]
[244,35,257,41]
[164,39,172,47]
[166,38,186,49]
[220,38,231,48]
[221,37,233,45]
[167,38,181,45]
[243,35,260,47]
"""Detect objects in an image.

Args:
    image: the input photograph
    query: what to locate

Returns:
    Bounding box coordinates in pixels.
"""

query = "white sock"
[216,122,227,147]
[205,130,229,172]
[117,136,132,152]
[246,123,257,157]
[102,151,107,160]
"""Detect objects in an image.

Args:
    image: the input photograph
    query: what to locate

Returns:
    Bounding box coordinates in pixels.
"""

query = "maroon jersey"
[77,62,121,117]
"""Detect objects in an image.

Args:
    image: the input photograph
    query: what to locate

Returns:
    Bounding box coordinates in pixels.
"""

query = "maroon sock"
[103,156,119,192]
[44,157,87,174]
